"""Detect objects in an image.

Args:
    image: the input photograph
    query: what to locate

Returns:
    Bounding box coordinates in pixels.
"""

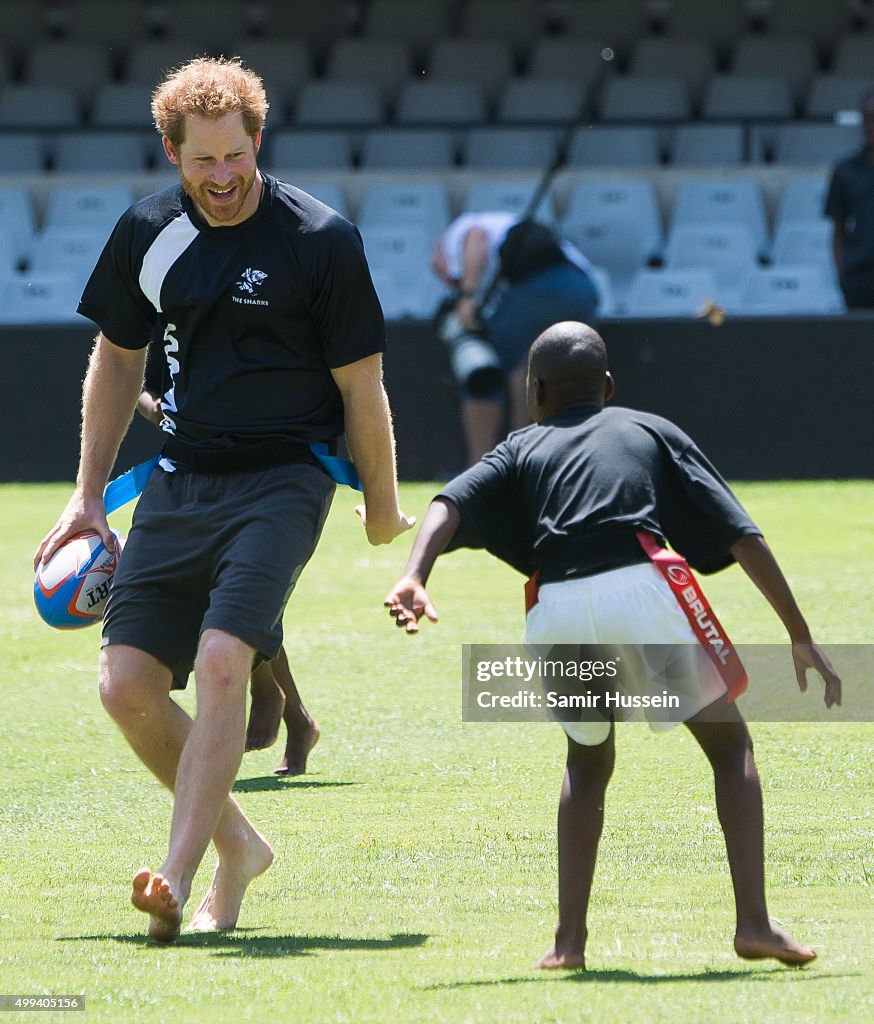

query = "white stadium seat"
[54,132,149,173]
[360,224,445,320]
[497,79,588,125]
[735,266,844,315]
[359,129,455,170]
[770,221,834,269]
[670,179,769,257]
[775,177,829,229]
[567,126,661,168]
[325,39,412,104]
[0,188,37,265]
[23,41,114,104]
[626,269,719,317]
[266,130,354,171]
[291,183,349,220]
[703,75,795,119]
[294,81,383,126]
[462,128,558,169]
[28,229,107,289]
[0,274,84,325]
[395,81,489,125]
[428,39,514,103]
[91,84,157,129]
[44,186,135,232]
[665,222,759,305]
[463,180,556,226]
[358,184,450,239]
[364,0,451,47]
[773,123,859,165]
[670,123,744,166]
[0,85,79,128]
[0,133,46,173]
[599,76,692,122]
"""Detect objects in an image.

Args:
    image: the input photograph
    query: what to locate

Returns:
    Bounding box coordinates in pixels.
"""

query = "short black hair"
[529,322,607,403]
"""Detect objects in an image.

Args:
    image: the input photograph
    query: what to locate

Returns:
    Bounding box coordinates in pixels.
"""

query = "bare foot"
[735,922,817,966]
[245,681,285,752]
[186,832,274,933]
[275,717,320,776]
[131,868,182,943]
[536,946,586,971]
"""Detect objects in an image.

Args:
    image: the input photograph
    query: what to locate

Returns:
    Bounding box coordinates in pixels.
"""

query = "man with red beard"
[36,57,413,942]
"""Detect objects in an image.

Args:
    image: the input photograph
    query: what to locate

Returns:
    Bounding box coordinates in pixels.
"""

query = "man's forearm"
[78,334,147,496]
[343,374,400,519]
[730,534,811,643]
[401,498,460,585]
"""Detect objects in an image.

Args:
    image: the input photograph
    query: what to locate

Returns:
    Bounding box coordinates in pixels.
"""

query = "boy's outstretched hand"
[384,578,438,634]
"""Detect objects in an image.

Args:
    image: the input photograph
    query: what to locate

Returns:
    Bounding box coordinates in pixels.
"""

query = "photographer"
[432,211,599,465]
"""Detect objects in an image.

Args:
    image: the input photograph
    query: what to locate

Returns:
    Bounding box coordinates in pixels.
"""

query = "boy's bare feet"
[275,717,320,776]
[735,922,817,966]
[131,868,182,943]
[186,830,274,933]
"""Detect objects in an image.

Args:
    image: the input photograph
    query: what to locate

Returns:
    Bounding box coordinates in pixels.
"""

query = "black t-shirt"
[78,174,386,450]
[438,404,760,581]
[824,147,874,273]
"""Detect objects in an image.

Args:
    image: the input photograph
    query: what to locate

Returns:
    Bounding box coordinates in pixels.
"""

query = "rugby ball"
[34,530,125,630]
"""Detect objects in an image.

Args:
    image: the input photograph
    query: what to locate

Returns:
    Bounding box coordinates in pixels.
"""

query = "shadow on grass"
[232,777,357,793]
[60,931,429,959]
[424,966,855,989]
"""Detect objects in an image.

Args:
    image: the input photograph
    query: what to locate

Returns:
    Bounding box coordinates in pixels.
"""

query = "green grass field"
[1,481,871,1024]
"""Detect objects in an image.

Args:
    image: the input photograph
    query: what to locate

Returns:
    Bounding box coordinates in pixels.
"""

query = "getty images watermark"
[462,645,870,724]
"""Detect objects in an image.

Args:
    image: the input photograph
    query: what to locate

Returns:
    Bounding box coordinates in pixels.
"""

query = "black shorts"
[101,461,335,687]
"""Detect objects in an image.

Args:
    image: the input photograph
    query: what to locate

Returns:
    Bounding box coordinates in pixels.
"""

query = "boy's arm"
[136,388,163,426]
[385,497,461,633]
[730,534,842,707]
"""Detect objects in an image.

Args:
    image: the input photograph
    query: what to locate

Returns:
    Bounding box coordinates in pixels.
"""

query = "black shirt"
[78,174,386,452]
[438,404,760,582]
[824,147,874,273]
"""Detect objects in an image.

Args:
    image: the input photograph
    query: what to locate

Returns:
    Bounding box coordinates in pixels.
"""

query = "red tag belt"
[523,532,748,702]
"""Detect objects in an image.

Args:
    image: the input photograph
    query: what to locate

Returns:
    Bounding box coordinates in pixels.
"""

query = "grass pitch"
[0,481,871,1024]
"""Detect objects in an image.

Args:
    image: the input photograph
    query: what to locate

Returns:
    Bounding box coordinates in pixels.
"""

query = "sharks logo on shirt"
[234,268,269,306]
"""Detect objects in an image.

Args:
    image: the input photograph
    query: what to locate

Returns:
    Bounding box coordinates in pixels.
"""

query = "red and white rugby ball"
[34,530,125,630]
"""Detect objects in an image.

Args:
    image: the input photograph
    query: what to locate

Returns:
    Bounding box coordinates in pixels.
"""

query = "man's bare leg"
[460,398,503,466]
[245,661,285,751]
[99,641,273,942]
[272,647,320,776]
[537,729,615,971]
[686,700,817,966]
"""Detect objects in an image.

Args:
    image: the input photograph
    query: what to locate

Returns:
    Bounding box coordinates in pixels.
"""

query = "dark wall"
[5,317,873,483]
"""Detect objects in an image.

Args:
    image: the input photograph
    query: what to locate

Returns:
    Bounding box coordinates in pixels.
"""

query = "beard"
[179,165,258,224]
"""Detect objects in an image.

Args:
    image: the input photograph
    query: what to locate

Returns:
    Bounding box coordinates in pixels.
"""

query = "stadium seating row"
[0,122,861,174]
[5,34,874,96]
[0,175,840,322]
[2,72,873,132]
[2,1,872,53]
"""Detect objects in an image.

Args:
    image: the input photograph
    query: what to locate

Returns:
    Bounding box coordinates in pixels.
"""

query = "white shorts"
[524,563,726,745]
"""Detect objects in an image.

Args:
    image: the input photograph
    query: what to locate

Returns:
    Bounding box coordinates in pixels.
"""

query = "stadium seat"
[526,38,611,93]
[770,220,834,269]
[291,182,349,219]
[806,75,874,118]
[0,133,46,173]
[53,132,149,173]
[265,130,354,172]
[670,178,769,256]
[626,268,719,317]
[599,76,692,122]
[358,183,450,240]
[459,0,543,52]
[735,266,844,315]
[325,39,412,105]
[395,81,488,125]
[775,176,829,229]
[461,128,558,170]
[664,222,759,304]
[0,274,84,325]
[44,185,134,232]
[359,224,444,320]
[561,219,659,312]
[0,230,16,277]
[27,228,107,289]
[363,0,452,49]
[230,40,313,113]
[567,126,662,168]
[497,79,588,125]
[0,2,51,55]
[773,123,859,165]
[630,39,716,105]
[765,0,852,47]
[463,180,556,225]
[359,129,455,169]
[293,81,383,127]
[564,179,663,258]
[0,188,36,265]
[23,41,115,104]
[0,86,80,128]
[832,36,874,76]
[156,1,244,50]
[124,41,210,85]
[428,39,514,104]
[259,0,354,46]
[702,76,795,119]
[561,0,648,51]
[588,266,616,318]
[732,36,817,105]
[63,1,151,47]
[670,123,745,166]
[91,84,157,129]
[664,0,750,48]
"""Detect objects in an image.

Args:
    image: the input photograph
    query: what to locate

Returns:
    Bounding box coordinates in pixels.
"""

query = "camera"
[437,309,504,399]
